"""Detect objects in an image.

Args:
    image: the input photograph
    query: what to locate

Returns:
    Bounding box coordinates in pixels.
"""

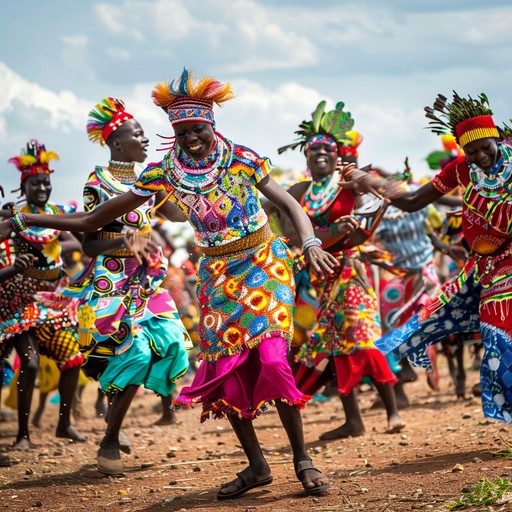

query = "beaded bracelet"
[8,212,28,232]
[302,236,322,253]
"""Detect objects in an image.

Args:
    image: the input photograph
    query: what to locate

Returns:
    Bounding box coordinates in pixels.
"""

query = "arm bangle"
[8,213,28,232]
[302,236,322,253]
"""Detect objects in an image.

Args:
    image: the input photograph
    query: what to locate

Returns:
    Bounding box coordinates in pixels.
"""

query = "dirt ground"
[1,353,512,512]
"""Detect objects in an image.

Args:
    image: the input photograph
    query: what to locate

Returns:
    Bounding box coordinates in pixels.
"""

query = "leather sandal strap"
[295,459,321,476]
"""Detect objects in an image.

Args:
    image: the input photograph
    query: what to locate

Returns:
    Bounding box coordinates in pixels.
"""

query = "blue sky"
[1,0,511,206]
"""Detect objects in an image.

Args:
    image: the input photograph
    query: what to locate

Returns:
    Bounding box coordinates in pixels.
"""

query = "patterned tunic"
[0,203,81,366]
[376,143,512,423]
[63,165,190,393]
[132,136,295,361]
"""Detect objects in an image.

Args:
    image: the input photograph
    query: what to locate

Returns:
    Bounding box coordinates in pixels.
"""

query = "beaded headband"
[8,139,57,184]
[87,97,134,146]
[167,97,215,126]
[152,69,233,129]
[305,134,337,153]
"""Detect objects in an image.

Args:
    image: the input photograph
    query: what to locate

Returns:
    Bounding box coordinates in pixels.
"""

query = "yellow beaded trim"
[459,127,499,148]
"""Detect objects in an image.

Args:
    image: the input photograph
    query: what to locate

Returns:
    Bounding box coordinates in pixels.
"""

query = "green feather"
[311,101,326,134]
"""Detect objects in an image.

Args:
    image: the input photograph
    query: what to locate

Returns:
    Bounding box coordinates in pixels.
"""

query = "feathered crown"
[278,101,354,154]
[86,97,134,145]
[152,68,233,125]
[8,139,58,183]
[424,92,499,148]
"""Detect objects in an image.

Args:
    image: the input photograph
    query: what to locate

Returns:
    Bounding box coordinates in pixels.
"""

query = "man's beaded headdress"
[8,139,58,184]
[278,101,355,155]
[151,68,234,126]
[424,92,499,149]
[86,97,134,146]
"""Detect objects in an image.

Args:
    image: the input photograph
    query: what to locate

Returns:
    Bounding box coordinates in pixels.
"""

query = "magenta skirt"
[173,336,310,421]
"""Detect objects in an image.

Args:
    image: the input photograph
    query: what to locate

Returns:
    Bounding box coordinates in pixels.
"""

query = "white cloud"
[61,34,89,47]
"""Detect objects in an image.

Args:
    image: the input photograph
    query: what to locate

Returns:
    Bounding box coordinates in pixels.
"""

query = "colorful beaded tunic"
[0,202,78,345]
[132,135,295,361]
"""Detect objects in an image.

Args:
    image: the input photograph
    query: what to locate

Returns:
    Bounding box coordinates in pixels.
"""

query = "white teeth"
[189,145,202,151]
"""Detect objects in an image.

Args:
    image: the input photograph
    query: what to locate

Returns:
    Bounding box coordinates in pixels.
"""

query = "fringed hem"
[172,394,311,423]
[196,331,292,362]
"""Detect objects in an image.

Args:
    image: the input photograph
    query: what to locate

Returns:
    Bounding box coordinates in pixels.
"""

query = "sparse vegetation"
[447,477,512,510]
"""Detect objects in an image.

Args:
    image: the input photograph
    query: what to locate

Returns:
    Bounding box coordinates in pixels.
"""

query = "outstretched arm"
[390,182,445,212]
[256,176,339,275]
[0,191,148,241]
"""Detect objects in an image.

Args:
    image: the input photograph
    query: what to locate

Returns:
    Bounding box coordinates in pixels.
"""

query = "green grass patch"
[447,477,512,510]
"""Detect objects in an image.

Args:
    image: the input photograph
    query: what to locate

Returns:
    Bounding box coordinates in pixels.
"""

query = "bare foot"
[154,414,178,426]
[13,436,31,450]
[56,424,87,442]
[386,414,406,434]
[32,408,44,428]
[319,423,365,440]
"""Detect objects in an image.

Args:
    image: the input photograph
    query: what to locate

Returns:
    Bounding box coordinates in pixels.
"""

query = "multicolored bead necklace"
[163,135,234,194]
[108,160,138,184]
[302,170,342,216]
[18,203,61,244]
[470,144,512,198]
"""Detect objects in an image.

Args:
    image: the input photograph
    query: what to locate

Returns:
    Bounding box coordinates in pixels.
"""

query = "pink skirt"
[173,336,310,421]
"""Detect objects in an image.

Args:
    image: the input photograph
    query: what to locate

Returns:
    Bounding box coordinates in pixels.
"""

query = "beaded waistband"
[200,224,272,257]
[97,230,151,257]
[24,267,62,281]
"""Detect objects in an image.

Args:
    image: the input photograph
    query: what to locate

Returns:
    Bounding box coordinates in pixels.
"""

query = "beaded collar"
[163,134,234,194]
[107,160,138,184]
[302,170,342,216]
[470,143,512,199]
[19,203,61,244]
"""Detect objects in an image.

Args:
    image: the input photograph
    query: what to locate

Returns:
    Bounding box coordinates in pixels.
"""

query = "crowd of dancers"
[0,68,511,500]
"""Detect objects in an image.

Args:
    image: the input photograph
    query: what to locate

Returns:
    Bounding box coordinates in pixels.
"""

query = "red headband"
[101,111,134,142]
[455,115,499,148]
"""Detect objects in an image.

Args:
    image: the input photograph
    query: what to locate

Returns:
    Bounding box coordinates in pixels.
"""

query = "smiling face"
[463,137,499,172]
[306,142,338,178]
[23,173,52,207]
[173,121,216,160]
[109,118,149,163]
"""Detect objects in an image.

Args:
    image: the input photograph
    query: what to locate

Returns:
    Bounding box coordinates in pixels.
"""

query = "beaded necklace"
[302,170,342,216]
[19,203,61,244]
[108,160,137,184]
[470,144,512,199]
[163,135,234,194]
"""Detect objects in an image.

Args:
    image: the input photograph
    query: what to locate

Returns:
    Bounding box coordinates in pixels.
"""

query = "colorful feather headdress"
[8,139,58,183]
[278,101,355,154]
[424,92,499,148]
[86,97,134,146]
[152,68,234,126]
